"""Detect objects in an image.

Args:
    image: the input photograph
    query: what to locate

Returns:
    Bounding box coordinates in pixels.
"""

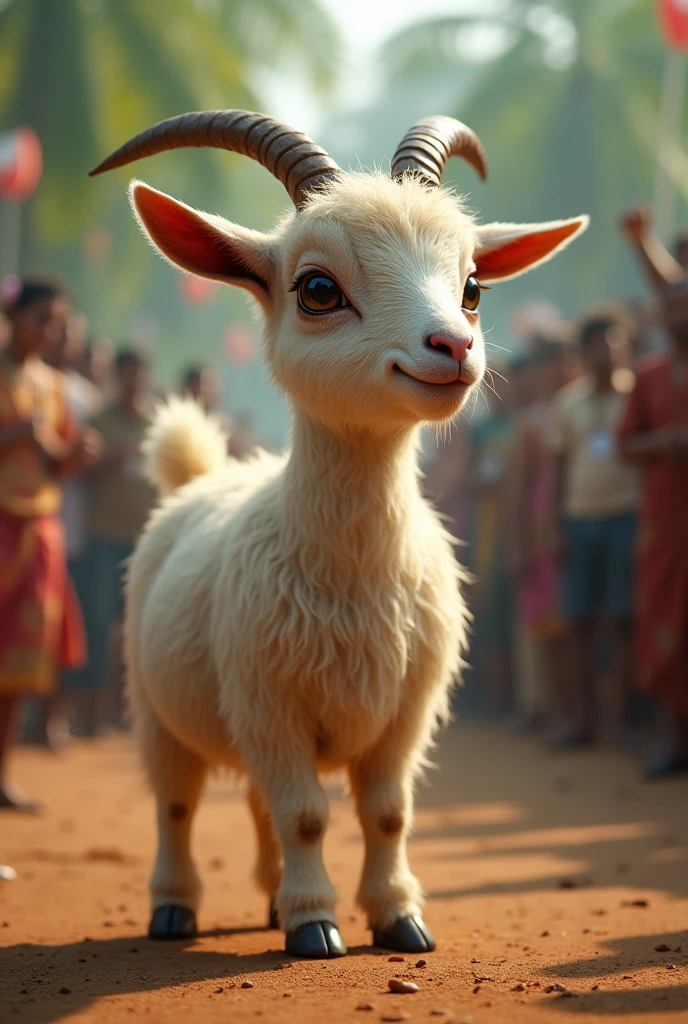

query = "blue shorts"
[563,514,635,621]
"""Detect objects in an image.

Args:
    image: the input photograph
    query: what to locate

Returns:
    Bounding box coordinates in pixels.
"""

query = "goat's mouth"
[392,363,473,388]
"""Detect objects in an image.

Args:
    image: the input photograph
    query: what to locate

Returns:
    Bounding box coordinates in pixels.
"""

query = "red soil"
[2,723,687,1023]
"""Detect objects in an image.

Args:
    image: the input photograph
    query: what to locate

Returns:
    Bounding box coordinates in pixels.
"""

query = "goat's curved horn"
[391,115,488,186]
[89,110,341,209]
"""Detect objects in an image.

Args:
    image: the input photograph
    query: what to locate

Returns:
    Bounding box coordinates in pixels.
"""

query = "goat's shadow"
[539,930,688,1015]
[2,928,386,1024]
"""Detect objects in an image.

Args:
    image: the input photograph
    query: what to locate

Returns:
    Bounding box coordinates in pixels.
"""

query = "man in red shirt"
[618,281,688,778]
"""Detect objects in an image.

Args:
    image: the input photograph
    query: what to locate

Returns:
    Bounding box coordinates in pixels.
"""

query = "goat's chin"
[391,375,475,423]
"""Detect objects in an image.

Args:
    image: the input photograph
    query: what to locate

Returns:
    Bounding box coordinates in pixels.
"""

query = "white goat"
[91,111,587,959]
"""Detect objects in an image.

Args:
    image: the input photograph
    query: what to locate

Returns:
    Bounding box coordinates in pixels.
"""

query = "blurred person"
[78,335,114,396]
[180,362,253,459]
[80,348,156,734]
[27,311,105,749]
[0,278,100,809]
[506,333,579,735]
[181,363,220,413]
[463,366,517,718]
[423,423,472,544]
[618,280,688,779]
[620,205,687,293]
[549,309,639,747]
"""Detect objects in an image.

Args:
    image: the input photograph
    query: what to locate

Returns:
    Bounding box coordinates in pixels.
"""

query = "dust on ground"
[2,723,687,1023]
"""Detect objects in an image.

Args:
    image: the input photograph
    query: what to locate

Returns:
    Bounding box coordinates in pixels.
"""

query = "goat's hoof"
[285,921,347,959]
[372,915,436,953]
[148,905,197,940]
[268,901,280,930]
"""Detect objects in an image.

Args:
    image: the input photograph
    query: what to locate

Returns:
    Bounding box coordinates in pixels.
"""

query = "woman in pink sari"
[0,278,100,810]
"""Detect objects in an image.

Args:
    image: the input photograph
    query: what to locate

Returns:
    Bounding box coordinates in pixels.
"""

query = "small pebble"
[655,944,671,952]
[540,930,550,937]
[667,964,676,971]
[559,878,578,889]
[129,948,138,954]
[511,983,526,992]
[472,985,481,995]
[0,866,17,881]
[388,955,405,962]
[591,984,600,990]
[381,1015,409,1022]
[674,946,682,952]
[283,992,292,997]
[430,1009,450,1015]
[388,979,418,994]
[622,899,648,908]
[241,981,253,989]
[415,959,427,968]
[544,983,567,994]
[214,987,223,994]
[356,1002,375,1011]
[59,987,72,995]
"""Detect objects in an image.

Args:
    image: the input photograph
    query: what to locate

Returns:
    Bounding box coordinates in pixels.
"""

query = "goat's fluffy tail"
[142,396,228,495]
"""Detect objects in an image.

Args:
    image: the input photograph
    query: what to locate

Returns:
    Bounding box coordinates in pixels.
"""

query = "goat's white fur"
[124,169,587,936]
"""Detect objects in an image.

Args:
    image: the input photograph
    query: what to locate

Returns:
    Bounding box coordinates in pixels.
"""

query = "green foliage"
[381,0,677,319]
[0,0,339,393]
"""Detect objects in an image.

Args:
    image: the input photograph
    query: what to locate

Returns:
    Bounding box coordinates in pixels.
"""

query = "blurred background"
[1,0,688,787]
[0,0,682,442]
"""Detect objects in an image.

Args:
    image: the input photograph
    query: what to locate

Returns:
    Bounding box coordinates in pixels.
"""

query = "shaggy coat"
[123,170,587,939]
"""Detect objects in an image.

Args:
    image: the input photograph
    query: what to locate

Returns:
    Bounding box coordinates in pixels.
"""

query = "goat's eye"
[462,276,481,312]
[297,274,348,314]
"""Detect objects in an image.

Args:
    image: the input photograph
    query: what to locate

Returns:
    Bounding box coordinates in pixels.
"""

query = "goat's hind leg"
[138,701,207,939]
[247,783,282,929]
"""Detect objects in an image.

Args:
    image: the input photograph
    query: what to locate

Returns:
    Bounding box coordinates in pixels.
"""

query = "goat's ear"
[130,181,275,306]
[474,216,589,283]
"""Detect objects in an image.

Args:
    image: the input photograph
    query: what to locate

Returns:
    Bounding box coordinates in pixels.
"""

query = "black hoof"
[268,900,280,930]
[285,921,347,959]
[372,915,436,953]
[148,904,197,940]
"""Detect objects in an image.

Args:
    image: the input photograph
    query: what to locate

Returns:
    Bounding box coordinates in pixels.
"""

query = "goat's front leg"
[246,739,344,959]
[349,733,435,954]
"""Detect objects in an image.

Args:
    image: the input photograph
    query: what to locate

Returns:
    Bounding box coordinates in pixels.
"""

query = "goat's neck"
[281,410,421,570]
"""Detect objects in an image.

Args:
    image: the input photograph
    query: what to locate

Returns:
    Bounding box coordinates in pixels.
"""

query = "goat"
[90,110,587,959]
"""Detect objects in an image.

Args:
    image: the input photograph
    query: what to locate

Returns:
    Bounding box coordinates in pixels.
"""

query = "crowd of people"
[0,275,255,811]
[0,204,686,814]
[427,206,688,781]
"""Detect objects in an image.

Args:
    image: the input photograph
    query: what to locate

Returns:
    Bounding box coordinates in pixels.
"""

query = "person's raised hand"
[619,205,651,243]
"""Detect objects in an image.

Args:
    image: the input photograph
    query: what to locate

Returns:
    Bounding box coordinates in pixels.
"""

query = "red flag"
[0,128,42,201]
[657,0,688,49]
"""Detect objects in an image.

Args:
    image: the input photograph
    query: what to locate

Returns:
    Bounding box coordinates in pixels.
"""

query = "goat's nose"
[426,333,473,363]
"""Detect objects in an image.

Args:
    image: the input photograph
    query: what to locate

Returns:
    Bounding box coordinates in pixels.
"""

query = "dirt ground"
[1,723,687,1024]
